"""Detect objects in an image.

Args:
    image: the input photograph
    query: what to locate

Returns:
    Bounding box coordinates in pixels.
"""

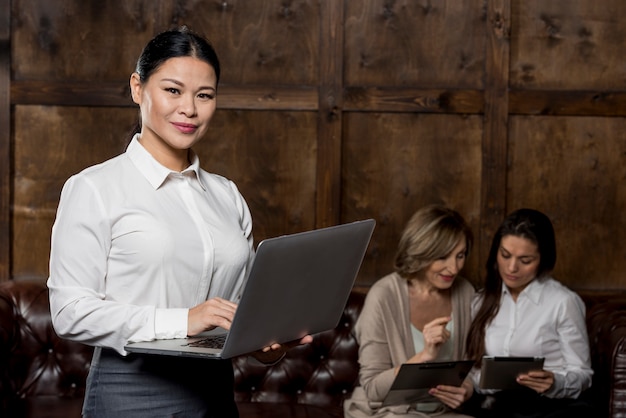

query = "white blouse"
[471,277,593,398]
[48,136,254,355]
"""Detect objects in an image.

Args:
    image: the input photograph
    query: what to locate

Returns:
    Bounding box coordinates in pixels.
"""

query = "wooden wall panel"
[344,0,487,88]
[0,0,10,280]
[510,0,626,89]
[3,0,626,291]
[12,0,159,81]
[160,0,320,85]
[508,116,626,290]
[341,113,483,286]
[480,0,510,280]
[194,110,318,242]
[13,106,137,278]
[12,106,318,277]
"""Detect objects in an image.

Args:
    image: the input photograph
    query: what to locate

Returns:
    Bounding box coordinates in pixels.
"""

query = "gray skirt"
[82,347,239,418]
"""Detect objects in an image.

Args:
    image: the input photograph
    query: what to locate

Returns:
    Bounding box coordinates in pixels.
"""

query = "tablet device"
[382,360,474,407]
[479,356,545,390]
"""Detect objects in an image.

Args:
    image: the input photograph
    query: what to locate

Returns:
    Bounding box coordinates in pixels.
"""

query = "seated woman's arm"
[518,292,593,398]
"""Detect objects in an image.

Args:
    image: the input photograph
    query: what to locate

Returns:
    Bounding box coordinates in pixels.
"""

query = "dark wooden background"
[1,0,625,292]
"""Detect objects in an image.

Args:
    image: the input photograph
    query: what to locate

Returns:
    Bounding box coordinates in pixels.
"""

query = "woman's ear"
[130,73,142,105]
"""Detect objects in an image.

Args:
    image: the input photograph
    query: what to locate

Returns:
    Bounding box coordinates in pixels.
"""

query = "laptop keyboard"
[185,334,227,348]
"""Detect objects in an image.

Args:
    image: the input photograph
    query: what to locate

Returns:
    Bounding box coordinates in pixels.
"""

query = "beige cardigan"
[344,272,476,417]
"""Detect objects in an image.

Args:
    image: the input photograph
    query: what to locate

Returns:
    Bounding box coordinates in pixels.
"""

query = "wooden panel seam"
[11,80,319,110]
[316,1,343,228]
[0,0,10,281]
[480,0,511,277]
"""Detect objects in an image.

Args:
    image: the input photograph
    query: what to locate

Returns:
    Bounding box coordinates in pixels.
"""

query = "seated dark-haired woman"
[464,208,595,418]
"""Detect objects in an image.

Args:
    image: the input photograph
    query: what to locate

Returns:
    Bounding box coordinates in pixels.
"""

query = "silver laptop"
[124,219,375,359]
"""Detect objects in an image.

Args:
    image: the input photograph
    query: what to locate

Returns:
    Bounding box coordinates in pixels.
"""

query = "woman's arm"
[48,175,177,354]
[355,284,402,402]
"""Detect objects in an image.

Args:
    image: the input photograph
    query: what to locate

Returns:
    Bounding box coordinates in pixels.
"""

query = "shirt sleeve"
[48,174,187,355]
[543,293,593,399]
[227,179,255,301]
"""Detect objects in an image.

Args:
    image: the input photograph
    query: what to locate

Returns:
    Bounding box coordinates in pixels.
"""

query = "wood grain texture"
[343,87,484,113]
[509,90,626,116]
[341,113,483,286]
[480,0,510,276]
[4,0,626,291]
[344,0,487,88]
[11,80,319,110]
[161,0,320,85]
[510,0,626,89]
[316,0,343,228]
[508,116,626,290]
[0,0,10,280]
[11,0,158,81]
[193,109,318,243]
[13,106,136,278]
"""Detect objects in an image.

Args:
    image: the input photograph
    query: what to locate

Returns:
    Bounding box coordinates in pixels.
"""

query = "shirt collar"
[126,135,206,190]
[501,277,543,305]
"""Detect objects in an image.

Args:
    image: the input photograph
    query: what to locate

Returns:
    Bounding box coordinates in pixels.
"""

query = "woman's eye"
[198,93,215,100]
[165,88,180,94]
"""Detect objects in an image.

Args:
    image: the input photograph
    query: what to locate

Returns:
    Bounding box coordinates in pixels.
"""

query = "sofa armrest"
[0,280,93,417]
[0,283,18,411]
[586,298,626,418]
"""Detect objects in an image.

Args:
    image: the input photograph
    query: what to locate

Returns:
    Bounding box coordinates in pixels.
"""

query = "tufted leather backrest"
[4,280,626,417]
[0,280,93,412]
[585,297,626,418]
[232,290,366,407]
[0,279,365,412]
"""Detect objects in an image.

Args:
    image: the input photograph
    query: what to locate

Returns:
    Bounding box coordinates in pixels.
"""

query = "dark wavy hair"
[466,208,556,362]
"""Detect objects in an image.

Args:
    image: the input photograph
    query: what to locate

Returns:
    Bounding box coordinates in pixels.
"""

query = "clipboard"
[479,356,545,390]
[382,360,474,407]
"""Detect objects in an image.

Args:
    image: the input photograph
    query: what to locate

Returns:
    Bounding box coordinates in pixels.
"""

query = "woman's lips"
[172,122,198,134]
[440,275,455,282]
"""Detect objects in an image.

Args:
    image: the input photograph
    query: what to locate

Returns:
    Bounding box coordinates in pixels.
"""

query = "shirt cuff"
[543,373,564,398]
[154,308,189,339]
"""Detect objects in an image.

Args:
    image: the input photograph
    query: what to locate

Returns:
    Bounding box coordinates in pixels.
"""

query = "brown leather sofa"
[1,279,625,418]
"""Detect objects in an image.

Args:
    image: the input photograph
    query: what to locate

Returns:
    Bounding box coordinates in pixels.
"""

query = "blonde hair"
[394,205,473,280]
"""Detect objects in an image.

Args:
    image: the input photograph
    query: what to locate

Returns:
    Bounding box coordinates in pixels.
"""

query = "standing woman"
[465,208,594,417]
[47,27,307,418]
[344,205,476,417]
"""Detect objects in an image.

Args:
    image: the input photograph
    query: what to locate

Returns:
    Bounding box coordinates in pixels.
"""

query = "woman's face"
[422,239,467,290]
[497,235,541,299]
[130,56,217,170]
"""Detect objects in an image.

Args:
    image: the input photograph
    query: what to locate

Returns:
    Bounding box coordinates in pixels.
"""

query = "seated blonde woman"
[344,205,476,418]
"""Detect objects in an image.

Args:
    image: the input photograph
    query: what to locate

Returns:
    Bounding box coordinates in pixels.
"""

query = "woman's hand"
[516,369,554,394]
[251,335,314,364]
[405,316,451,364]
[187,297,238,336]
[428,377,473,410]
[261,335,314,353]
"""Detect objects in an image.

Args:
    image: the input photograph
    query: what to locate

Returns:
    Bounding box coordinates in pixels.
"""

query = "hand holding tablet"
[382,360,474,406]
[479,356,545,390]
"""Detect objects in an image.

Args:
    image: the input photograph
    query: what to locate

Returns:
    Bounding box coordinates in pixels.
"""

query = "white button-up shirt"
[471,277,593,398]
[48,136,254,355]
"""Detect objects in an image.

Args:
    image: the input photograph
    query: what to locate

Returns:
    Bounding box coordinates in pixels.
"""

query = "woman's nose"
[179,94,197,116]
